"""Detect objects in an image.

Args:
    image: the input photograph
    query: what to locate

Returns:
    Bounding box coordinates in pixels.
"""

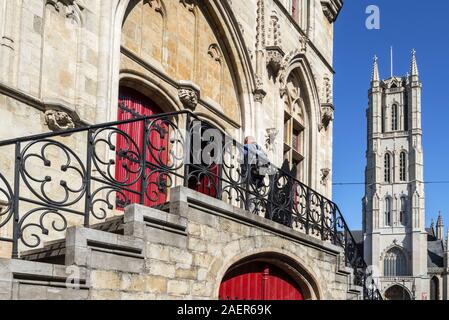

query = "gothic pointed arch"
[103,0,257,134]
[382,246,409,277]
[384,284,412,300]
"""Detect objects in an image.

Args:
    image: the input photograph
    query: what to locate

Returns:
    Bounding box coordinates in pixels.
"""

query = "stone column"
[0,0,20,84]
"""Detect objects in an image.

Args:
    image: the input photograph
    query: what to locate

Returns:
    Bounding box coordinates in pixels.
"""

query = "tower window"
[384,153,392,183]
[404,103,409,131]
[400,197,407,226]
[392,104,398,131]
[400,152,407,182]
[385,197,392,227]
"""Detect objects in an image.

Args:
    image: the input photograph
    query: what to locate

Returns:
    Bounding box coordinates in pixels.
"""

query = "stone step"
[20,215,125,264]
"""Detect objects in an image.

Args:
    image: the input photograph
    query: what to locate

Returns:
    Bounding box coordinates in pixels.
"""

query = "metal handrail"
[0,110,381,299]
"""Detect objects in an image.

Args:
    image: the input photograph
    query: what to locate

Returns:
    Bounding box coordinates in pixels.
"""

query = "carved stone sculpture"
[178,81,200,110]
[44,110,76,132]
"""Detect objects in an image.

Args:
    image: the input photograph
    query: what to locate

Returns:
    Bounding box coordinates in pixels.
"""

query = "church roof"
[428,239,445,268]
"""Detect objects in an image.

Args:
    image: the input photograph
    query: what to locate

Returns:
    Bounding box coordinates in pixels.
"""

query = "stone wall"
[0,0,341,194]
[0,0,342,262]
[0,187,361,300]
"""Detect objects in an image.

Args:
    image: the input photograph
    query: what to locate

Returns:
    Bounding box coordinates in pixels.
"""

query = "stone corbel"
[45,110,76,132]
[178,81,200,110]
[320,103,334,131]
[266,46,285,76]
[253,89,267,104]
[42,99,85,134]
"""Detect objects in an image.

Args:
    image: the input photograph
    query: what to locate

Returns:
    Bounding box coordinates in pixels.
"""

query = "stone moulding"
[0,82,89,130]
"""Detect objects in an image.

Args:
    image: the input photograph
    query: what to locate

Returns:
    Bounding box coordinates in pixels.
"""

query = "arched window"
[384,247,408,277]
[400,152,407,182]
[283,72,308,182]
[430,277,440,300]
[404,103,409,131]
[385,198,392,227]
[400,197,407,226]
[381,106,386,133]
[384,154,392,183]
[392,104,398,131]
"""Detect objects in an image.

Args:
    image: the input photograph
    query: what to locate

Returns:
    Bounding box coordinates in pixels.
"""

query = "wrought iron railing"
[0,110,381,300]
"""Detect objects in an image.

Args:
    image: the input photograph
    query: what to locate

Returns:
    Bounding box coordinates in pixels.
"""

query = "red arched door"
[115,87,168,208]
[219,262,304,300]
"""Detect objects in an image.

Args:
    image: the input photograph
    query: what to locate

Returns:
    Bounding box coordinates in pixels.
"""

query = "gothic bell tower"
[363,50,428,300]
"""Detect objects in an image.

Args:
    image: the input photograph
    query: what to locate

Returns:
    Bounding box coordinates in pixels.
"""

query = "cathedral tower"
[363,50,428,300]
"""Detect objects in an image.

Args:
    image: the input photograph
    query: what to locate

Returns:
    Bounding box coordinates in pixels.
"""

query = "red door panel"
[219,262,304,301]
[116,87,168,209]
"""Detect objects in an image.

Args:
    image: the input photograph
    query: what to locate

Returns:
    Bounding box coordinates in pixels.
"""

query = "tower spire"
[437,211,444,240]
[410,49,419,77]
[371,55,380,85]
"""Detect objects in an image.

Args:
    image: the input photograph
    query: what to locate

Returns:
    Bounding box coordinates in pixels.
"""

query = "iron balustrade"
[0,110,381,300]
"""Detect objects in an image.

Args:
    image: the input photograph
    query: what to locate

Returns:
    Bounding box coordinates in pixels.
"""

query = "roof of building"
[426,227,445,268]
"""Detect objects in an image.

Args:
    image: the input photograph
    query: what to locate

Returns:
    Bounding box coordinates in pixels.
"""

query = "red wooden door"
[115,87,168,209]
[219,262,304,300]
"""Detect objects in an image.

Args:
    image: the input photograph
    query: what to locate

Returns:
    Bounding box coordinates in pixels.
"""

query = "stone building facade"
[361,53,449,300]
[0,0,360,300]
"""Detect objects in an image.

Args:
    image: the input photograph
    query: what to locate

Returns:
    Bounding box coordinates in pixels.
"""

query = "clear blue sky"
[333,0,449,231]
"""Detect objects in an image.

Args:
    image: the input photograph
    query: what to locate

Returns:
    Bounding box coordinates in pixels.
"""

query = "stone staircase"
[20,216,126,265]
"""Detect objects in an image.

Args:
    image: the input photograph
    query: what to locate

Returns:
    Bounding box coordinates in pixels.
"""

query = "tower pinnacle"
[437,212,444,240]
[371,55,380,84]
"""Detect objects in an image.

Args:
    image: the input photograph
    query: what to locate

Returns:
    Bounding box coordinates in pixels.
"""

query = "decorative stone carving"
[267,10,281,47]
[45,110,76,132]
[147,0,164,15]
[320,0,343,23]
[266,46,285,75]
[265,128,279,152]
[321,104,334,130]
[178,81,200,110]
[46,0,85,25]
[322,75,332,104]
[298,34,308,54]
[256,0,266,50]
[321,168,331,185]
[180,0,196,12]
[253,75,266,103]
[253,90,267,103]
[208,44,222,63]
